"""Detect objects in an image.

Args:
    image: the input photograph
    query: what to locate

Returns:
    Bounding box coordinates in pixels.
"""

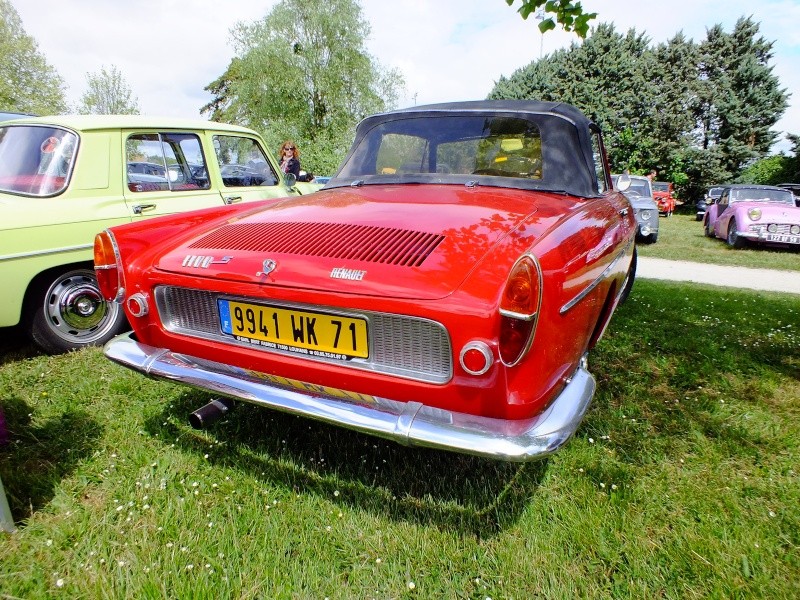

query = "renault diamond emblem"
[258,259,277,277]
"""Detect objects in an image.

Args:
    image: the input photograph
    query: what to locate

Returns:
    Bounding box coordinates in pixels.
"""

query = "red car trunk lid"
[155,185,570,300]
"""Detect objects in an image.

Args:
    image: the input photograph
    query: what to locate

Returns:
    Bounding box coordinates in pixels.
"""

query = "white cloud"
[11,0,800,150]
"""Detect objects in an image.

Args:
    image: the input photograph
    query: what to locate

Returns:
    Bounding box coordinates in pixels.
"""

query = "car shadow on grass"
[145,393,548,538]
[0,326,40,366]
[0,395,103,526]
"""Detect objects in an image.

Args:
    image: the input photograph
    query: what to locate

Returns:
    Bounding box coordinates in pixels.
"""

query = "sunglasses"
[284,146,295,151]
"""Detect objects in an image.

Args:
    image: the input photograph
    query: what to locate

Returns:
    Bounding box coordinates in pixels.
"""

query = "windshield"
[0,125,77,196]
[626,179,652,197]
[338,115,543,180]
[652,182,670,192]
[730,188,795,204]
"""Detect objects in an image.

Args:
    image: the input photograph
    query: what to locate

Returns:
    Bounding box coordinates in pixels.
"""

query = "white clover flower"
[56,578,64,587]
[408,581,416,590]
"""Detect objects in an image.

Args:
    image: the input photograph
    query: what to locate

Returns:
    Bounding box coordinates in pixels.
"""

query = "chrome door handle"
[224,195,243,205]
[132,203,156,215]
[619,208,629,216]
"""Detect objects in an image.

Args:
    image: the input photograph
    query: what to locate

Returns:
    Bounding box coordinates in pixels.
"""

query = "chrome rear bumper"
[105,332,596,462]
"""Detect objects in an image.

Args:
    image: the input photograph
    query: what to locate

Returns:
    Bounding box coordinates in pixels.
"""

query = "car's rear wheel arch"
[587,281,619,351]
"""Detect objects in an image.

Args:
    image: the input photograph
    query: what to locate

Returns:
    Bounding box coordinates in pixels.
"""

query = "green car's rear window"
[0,125,77,196]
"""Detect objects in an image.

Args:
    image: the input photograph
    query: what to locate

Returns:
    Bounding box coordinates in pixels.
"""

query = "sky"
[12,0,800,153]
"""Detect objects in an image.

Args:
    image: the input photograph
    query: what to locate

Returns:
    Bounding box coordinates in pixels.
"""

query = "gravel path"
[638,257,800,295]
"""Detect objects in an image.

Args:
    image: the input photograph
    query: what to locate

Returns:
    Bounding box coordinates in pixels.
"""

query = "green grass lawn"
[1,279,798,598]
[638,213,800,272]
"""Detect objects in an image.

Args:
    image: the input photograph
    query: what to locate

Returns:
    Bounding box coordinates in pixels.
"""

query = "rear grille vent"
[188,222,444,267]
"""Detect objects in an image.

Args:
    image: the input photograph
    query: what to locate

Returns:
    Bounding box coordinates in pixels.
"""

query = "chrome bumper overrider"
[104,332,596,462]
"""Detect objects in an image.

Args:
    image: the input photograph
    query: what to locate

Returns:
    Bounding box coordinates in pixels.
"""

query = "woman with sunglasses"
[278,140,302,178]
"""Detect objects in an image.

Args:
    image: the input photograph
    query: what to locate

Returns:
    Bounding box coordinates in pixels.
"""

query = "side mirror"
[284,172,297,188]
[615,173,631,192]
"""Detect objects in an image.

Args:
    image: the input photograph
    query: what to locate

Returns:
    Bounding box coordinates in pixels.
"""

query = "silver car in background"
[612,174,659,244]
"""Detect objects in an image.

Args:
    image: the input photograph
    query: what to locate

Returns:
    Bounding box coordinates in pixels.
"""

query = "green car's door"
[210,133,300,205]
[122,131,222,218]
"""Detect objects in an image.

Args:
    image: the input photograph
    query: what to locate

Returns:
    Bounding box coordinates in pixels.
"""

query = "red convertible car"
[96,101,637,461]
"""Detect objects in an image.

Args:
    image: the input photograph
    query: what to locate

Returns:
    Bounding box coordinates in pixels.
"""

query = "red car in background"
[95,100,637,462]
[652,181,676,216]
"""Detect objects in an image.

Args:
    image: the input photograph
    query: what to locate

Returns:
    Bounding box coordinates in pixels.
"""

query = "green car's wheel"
[28,268,128,354]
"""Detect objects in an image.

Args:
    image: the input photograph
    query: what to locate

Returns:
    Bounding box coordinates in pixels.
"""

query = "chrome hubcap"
[44,271,121,343]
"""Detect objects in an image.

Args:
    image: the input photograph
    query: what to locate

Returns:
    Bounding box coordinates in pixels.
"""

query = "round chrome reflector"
[460,341,493,376]
[127,293,149,318]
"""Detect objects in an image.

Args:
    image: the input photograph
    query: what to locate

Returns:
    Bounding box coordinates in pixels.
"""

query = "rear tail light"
[499,255,542,365]
[94,230,124,302]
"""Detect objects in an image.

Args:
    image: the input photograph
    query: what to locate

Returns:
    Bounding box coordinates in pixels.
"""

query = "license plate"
[766,234,800,244]
[218,299,368,360]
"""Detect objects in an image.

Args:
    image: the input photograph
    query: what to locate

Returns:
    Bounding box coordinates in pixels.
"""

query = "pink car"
[704,184,800,249]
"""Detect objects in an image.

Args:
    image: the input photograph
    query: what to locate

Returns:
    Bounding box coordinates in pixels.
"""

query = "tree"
[77,65,139,115]
[694,17,789,178]
[490,23,665,171]
[505,0,597,37]
[203,0,404,174]
[489,17,789,203]
[0,0,67,114]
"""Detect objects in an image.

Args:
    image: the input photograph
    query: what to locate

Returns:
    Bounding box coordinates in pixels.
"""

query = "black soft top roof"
[328,100,603,198]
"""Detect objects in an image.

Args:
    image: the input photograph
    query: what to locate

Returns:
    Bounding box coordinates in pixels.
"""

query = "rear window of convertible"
[339,116,543,180]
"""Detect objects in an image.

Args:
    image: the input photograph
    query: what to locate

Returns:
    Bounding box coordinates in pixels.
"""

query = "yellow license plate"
[219,299,368,360]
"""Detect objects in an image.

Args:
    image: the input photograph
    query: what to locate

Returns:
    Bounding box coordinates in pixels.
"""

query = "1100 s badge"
[182,255,232,268]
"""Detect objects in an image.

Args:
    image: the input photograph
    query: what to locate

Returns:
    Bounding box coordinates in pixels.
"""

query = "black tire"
[618,248,637,305]
[726,219,746,249]
[27,268,128,354]
[644,231,658,244]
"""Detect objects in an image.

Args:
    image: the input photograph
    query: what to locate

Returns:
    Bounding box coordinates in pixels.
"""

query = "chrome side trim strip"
[559,240,633,315]
[104,332,595,462]
[0,243,92,263]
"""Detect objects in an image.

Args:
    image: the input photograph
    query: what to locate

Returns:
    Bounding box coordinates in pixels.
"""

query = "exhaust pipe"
[189,398,235,429]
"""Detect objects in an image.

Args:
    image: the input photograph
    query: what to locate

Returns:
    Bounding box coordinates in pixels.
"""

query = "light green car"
[0,115,319,354]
